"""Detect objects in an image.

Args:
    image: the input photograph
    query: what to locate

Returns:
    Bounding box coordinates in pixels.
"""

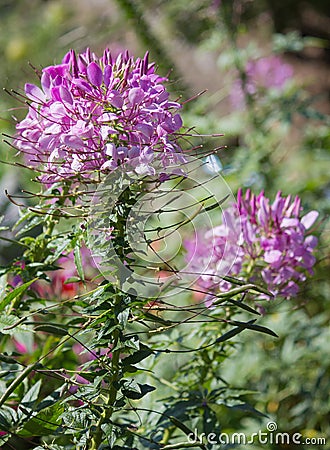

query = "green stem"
[89,328,121,449]
[0,362,39,407]
[114,0,190,99]
[219,3,260,130]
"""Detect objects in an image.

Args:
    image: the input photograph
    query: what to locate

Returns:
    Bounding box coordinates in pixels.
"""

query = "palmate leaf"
[46,236,72,263]
[14,209,45,235]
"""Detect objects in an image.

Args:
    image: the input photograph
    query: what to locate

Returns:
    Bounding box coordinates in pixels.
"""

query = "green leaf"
[112,446,139,450]
[18,403,64,437]
[74,243,85,281]
[21,380,42,409]
[215,326,247,343]
[0,354,18,364]
[226,298,261,315]
[143,311,172,326]
[0,266,10,277]
[36,388,62,411]
[227,402,267,417]
[0,278,38,312]
[0,315,32,335]
[168,417,206,449]
[0,434,10,445]
[122,347,153,367]
[230,320,278,338]
[61,409,92,430]
[0,409,12,431]
[117,308,130,328]
[47,237,71,262]
[122,382,155,400]
[64,276,81,284]
[244,323,278,337]
[34,324,68,336]
[169,416,195,436]
[15,210,45,234]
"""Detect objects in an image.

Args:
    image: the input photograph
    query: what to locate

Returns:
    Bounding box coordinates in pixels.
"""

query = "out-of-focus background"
[0,0,329,447]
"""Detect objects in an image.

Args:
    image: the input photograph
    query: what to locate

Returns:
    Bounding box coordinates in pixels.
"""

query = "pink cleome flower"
[15,48,184,183]
[230,55,294,108]
[185,189,318,301]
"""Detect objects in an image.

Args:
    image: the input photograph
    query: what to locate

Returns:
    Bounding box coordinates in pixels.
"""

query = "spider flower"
[230,55,293,108]
[15,48,183,183]
[185,189,318,301]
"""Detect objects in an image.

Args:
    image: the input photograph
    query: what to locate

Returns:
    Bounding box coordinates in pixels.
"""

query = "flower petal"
[25,83,46,102]
[301,211,319,229]
[87,62,103,87]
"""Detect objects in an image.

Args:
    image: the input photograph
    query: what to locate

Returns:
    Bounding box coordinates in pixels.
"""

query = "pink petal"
[128,87,144,105]
[136,123,154,138]
[60,86,74,105]
[25,83,46,102]
[281,217,299,227]
[264,249,282,264]
[304,235,318,249]
[14,340,28,353]
[104,65,113,87]
[110,92,124,108]
[62,134,84,149]
[173,113,183,130]
[301,211,319,229]
[87,62,103,87]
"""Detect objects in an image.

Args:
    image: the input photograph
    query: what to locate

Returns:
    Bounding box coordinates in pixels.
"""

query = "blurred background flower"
[230,55,294,108]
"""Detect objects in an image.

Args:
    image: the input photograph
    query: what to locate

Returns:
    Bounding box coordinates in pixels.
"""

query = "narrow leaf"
[35,324,68,336]
[74,244,85,281]
[216,326,246,343]
[0,278,38,312]
[122,347,153,366]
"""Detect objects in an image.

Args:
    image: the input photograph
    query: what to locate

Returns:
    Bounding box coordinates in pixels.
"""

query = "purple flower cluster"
[230,55,293,108]
[15,48,183,183]
[185,189,318,301]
